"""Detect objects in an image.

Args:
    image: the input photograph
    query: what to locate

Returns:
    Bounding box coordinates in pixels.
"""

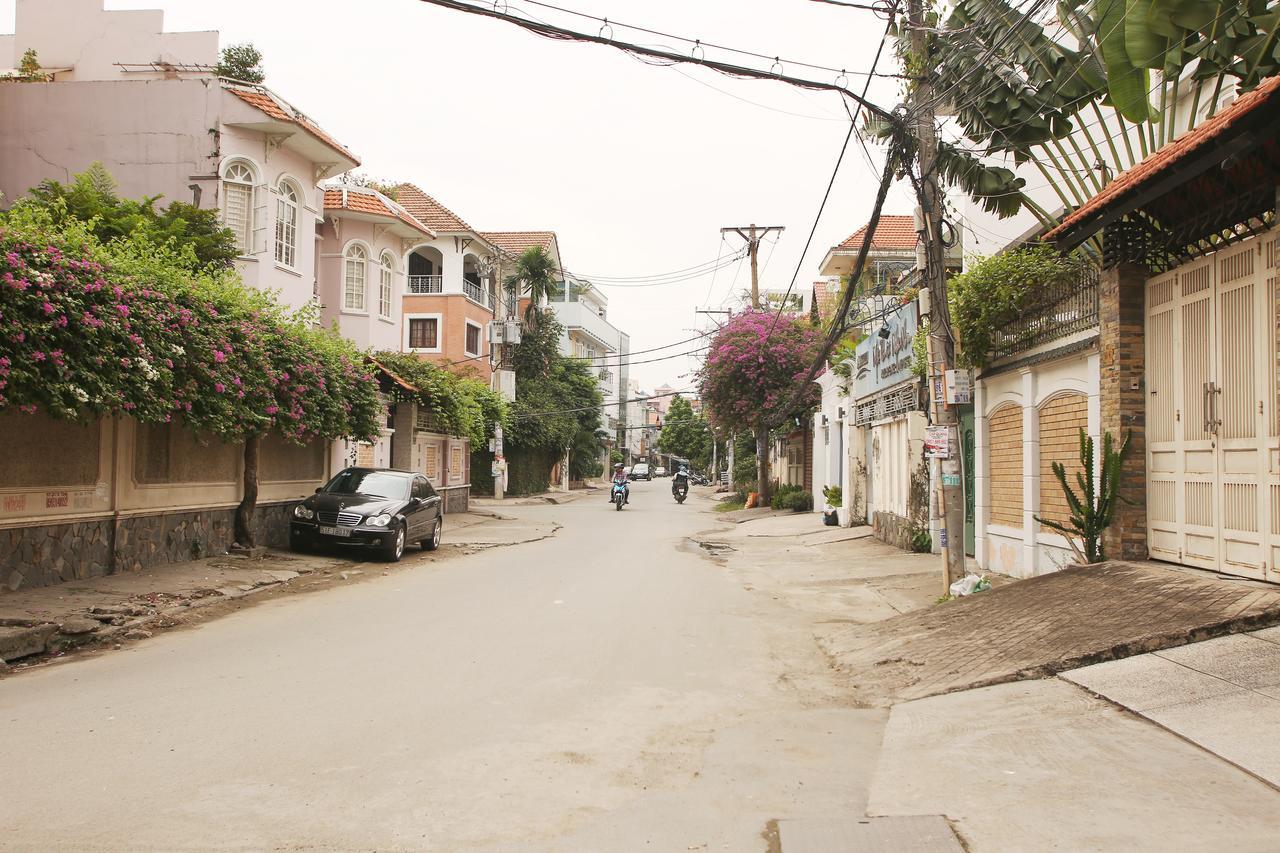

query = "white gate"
[1145,231,1280,581]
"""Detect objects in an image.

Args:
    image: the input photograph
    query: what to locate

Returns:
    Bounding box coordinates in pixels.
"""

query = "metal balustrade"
[989,264,1100,360]
[407,275,443,294]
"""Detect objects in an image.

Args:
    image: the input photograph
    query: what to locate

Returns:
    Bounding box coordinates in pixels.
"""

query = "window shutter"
[251,183,270,256]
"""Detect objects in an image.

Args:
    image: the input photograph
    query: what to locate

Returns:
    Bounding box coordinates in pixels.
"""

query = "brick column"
[1098,261,1148,561]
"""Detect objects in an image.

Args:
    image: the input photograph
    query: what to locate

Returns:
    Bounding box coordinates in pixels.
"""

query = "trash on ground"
[948,573,992,597]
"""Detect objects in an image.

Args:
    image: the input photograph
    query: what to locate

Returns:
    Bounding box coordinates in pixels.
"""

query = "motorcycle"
[612,480,627,511]
[672,472,689,504]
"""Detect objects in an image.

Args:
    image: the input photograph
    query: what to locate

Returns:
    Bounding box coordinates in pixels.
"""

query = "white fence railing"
[407,275,443,294]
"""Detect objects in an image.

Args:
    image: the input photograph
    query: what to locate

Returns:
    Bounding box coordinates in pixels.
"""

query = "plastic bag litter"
[948,573,992,597]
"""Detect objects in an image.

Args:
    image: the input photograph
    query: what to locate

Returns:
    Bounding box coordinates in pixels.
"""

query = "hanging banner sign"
[854,301,919,400]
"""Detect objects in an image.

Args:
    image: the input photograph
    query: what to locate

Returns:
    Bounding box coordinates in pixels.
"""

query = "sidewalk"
[687,505,1280,850]
[819,560,1280,706]
[471,484,602,507]
[1063,627,1280,787]
[0,509,557,671]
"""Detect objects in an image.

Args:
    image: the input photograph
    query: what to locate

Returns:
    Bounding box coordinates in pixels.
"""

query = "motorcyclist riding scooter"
[671,464,690,504]
[610,463,630,506]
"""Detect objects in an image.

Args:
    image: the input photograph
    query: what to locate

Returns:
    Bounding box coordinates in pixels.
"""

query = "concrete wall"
[0,411,330,593]
[6,0,218,82]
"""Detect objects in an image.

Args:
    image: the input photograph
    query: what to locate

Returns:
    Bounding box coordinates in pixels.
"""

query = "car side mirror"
[314,488,322,494]
[409,496,422,508]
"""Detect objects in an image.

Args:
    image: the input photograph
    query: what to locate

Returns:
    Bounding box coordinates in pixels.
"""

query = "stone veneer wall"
[874,510,918,551]
[1,501,298,593]
[1099,261,1148,560]
[440,486,470,514]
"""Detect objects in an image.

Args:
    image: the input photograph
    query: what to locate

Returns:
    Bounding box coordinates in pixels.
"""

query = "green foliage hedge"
[949,245,1084,369]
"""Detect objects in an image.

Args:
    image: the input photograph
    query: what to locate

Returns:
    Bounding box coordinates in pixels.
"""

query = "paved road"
[0,480,879,851]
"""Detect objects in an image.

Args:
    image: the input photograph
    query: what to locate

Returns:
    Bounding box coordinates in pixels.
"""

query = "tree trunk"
[756,425,771,505]
[234,433,261,548]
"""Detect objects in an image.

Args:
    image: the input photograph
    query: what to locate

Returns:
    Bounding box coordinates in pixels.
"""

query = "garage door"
[1145,230,1280,582]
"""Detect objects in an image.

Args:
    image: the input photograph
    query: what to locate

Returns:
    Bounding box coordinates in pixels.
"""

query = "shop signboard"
[853,301,919,401]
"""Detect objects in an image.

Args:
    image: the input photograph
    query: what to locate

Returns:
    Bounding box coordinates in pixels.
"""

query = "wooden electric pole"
[907,0,967,589]
[721,224,784,308]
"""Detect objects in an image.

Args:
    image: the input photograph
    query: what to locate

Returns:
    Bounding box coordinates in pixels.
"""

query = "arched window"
[344,244,367,311]
[274,179,299,267]
[378,251,395,319]
[220,160,257,255]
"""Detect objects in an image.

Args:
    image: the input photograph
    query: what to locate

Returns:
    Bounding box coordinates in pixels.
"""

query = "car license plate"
[318,525,352,537]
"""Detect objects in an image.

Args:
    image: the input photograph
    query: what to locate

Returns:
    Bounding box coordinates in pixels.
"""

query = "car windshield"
[322,470,409,501]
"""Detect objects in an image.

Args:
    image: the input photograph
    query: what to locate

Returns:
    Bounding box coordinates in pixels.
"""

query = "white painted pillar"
[1022,369,1039,577]
[1087,352,1103,492]
[974,379,989,569]
[442,242,464,294]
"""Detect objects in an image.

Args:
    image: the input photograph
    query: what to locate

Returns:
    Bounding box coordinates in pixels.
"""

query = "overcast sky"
[2,0,946,391]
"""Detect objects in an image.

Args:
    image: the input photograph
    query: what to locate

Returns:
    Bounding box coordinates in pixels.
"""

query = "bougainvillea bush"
[0,200,381,445]
[698,310,822,501]
[698,310,822,432]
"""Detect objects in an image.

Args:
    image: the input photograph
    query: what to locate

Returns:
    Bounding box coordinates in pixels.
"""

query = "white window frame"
[464,319,483,358]
[343,242,369,313]
[274,177,301,268]
[378,251,396,320]
[403,312,443,353]
[220,158,259,257]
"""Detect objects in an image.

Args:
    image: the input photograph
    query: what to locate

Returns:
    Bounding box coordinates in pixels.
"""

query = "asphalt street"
[0,480,879,851]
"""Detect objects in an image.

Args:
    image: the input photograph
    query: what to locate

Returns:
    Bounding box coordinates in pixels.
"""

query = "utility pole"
[907,0,966,590]
[721,224,784,308]
[721,224,784,505]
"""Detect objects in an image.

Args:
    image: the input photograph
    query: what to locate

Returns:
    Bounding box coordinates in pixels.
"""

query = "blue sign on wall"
[853,300,919,400]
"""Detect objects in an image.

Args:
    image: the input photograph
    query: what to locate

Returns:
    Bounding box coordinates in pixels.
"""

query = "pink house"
[0,0,360,312]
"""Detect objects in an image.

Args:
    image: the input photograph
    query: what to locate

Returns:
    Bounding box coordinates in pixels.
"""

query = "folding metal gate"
[1145,230,1280,582]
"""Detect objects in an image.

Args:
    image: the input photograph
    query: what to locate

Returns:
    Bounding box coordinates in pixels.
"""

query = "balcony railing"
[989,263,1100,361]
[407,275,443,294]
[463,279,494,310]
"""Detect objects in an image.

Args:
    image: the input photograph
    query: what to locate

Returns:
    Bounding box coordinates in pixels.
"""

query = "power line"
[760,4,899,349]
[505,0,908,80]
[412,0,897,121]
[512,386,698,419]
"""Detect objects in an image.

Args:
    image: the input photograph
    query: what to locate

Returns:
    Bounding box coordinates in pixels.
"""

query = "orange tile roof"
[323,187,434,237]
[225,85,359,165]
[837,215,918,251]
[481,231,558,257]
[813,279,840,320]
[1046,74,1280,242]
[394,184,477,234]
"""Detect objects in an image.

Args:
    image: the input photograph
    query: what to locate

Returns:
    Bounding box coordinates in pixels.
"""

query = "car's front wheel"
[382,523,406,562]
[422,517,442,551]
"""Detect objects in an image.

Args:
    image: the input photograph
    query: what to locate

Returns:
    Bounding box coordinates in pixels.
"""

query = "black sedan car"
[289,467,442,562]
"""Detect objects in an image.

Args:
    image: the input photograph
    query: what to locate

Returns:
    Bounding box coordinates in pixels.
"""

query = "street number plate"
[319,525,351,537]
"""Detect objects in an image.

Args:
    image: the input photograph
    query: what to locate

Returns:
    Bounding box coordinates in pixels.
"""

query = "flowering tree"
[698,311,822,503]
[0,198,382,548]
